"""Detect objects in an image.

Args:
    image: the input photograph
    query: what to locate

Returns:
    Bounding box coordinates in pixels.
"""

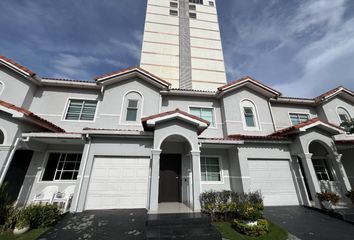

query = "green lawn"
[214,221,288,240]
[0,228,48,240]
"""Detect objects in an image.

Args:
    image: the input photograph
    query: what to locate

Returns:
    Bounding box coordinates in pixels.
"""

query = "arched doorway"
[159,135,193,209]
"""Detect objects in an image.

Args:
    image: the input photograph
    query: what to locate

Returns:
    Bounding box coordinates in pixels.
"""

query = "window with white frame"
[122,91,142,123]
[64,99,97,121]
[170,1,178,8]
[240,100,259,130]
[189,12,197,19]
[201,157,221,182]
[189,4,196,10]
[337,107,351,123]
[189,0,204,4]
[289,113,310,125]
[189,107,215,127]
[42,153,82,181]
[170,9,178,16]
[209,1,214,7]
[312,158,333,181]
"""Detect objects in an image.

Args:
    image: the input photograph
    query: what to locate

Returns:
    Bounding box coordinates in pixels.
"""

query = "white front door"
[85,157,150,210]
[248,159,299,206]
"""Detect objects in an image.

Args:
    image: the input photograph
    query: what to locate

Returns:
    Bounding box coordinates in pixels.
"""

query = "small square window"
[189,5,196,10]
[189,12,197,19]
[209,1,214,6]
[170,9,178,16]
[170,2,178,8]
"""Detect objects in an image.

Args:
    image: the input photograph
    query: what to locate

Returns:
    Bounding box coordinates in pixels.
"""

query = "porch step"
[146,213,221,240]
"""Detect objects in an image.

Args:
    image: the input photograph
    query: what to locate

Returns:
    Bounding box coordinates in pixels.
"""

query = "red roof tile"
[142,108,210,126]
[228,134,288,141]
[0,55,36,77]
[217,76,281,96]
[314,86,354,102]
[270,118,343,137]
[94,66,171,86]
[0,100,64,132]
[42,77,94,83]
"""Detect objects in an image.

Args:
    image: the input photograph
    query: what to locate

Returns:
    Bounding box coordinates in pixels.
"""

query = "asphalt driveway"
[264,206,354,240]
[38,209,147,240]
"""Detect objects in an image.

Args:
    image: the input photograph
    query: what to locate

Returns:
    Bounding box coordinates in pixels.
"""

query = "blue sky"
[1,0,354,97]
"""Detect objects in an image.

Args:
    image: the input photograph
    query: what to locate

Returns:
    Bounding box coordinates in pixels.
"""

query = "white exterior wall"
[319,97,354,125]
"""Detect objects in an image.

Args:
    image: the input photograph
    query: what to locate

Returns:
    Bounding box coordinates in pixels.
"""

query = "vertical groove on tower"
[179,0,193,89]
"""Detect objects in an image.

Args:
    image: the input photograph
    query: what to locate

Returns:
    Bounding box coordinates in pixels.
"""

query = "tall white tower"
[140,0,227,91]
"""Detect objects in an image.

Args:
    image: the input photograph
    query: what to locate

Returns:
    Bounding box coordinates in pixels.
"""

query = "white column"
[238,149,251,192]
[191,150,201,211]
[331,153,351,192]
[298,153,321,206]
[149,149,161,212]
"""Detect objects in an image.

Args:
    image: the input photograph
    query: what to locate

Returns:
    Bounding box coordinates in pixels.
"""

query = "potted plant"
[317,191,340,210]
[346,190,354,206]
[13,208,30,235]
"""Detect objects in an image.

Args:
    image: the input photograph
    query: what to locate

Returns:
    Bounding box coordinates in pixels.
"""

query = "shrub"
[316,191,340,205]
[200,190,263,221]
[232,219,269,237]
[16,204,61,229]
[0,183,14,226]
[346,190,354,201]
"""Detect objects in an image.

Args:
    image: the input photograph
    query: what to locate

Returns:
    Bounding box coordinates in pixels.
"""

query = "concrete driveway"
[38,209,147,240]
[264,206,354,240]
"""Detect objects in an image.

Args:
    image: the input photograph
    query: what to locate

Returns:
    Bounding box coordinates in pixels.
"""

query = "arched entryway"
[158,135,192,211]
[309,141,334,182]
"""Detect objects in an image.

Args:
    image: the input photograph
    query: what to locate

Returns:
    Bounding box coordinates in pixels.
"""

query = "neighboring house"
[0,55,353,213]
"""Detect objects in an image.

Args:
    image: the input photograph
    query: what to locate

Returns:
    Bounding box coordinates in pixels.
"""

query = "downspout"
[74,134,92,212]
[268,101,277,132]
[0,137,22,185]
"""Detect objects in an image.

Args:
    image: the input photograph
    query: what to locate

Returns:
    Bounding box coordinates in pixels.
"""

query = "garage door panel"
[249,159,299,206]
[85,157,150,210]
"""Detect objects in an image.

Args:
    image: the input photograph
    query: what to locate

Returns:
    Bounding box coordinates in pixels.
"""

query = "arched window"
[240,99,260,130]
[0,82,4,97]
[0,130,4,144]
[121,91,143,124]
[337,107,351,123]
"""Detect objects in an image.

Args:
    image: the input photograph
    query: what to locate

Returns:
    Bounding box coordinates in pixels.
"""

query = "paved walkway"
[38,209,147,240]
[264,206,354,240]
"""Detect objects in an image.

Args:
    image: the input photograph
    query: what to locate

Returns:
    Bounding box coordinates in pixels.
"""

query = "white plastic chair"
[52,185,75,212]
[33,186,58,205]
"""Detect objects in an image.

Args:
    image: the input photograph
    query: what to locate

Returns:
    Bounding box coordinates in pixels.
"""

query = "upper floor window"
[64,99,97,121]
[42,153,82,181]
[189,0,203,5]
[189,107,215,127]
[201,156,221,182]
[170,9,178,16]
[289,113,310,125]
[122,91,142,123]
[170,1,178,8]
[240,100,260,130]
[0,130,4,144]
[209,1,214,7]
[189,4,196,10]
[189,12,197,19]
[337,107,351,123]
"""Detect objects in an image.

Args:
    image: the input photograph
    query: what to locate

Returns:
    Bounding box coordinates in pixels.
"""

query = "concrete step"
[147,212,211,227]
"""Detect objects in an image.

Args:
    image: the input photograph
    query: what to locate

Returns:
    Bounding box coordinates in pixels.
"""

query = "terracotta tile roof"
[142,108,210,126]
[314,86,354,102]
[0,55,36,77]
[270,118,343,137]
[170,88,216,93]
[83,128,141,132]
[94,66,171,86]
[228,134,288,141]
[42,77,94,83]
[217,76,281,96]
[0,100,64,132]
[335,140,354,144]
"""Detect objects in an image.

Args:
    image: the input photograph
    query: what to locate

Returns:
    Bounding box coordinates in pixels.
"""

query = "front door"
[159,154,181,202]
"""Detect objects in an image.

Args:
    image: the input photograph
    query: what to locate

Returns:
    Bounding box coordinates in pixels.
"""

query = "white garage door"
[85,157,150,210]
[249,159,299,206]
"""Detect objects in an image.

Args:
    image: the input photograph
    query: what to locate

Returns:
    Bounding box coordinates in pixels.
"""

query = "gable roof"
[270,118,344,137]
[0,55,36,77]
[314,86,354,104]
[141,108,209,135]
[217,76,281,98]
[0,100,65,132]
[95,67,171,89]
